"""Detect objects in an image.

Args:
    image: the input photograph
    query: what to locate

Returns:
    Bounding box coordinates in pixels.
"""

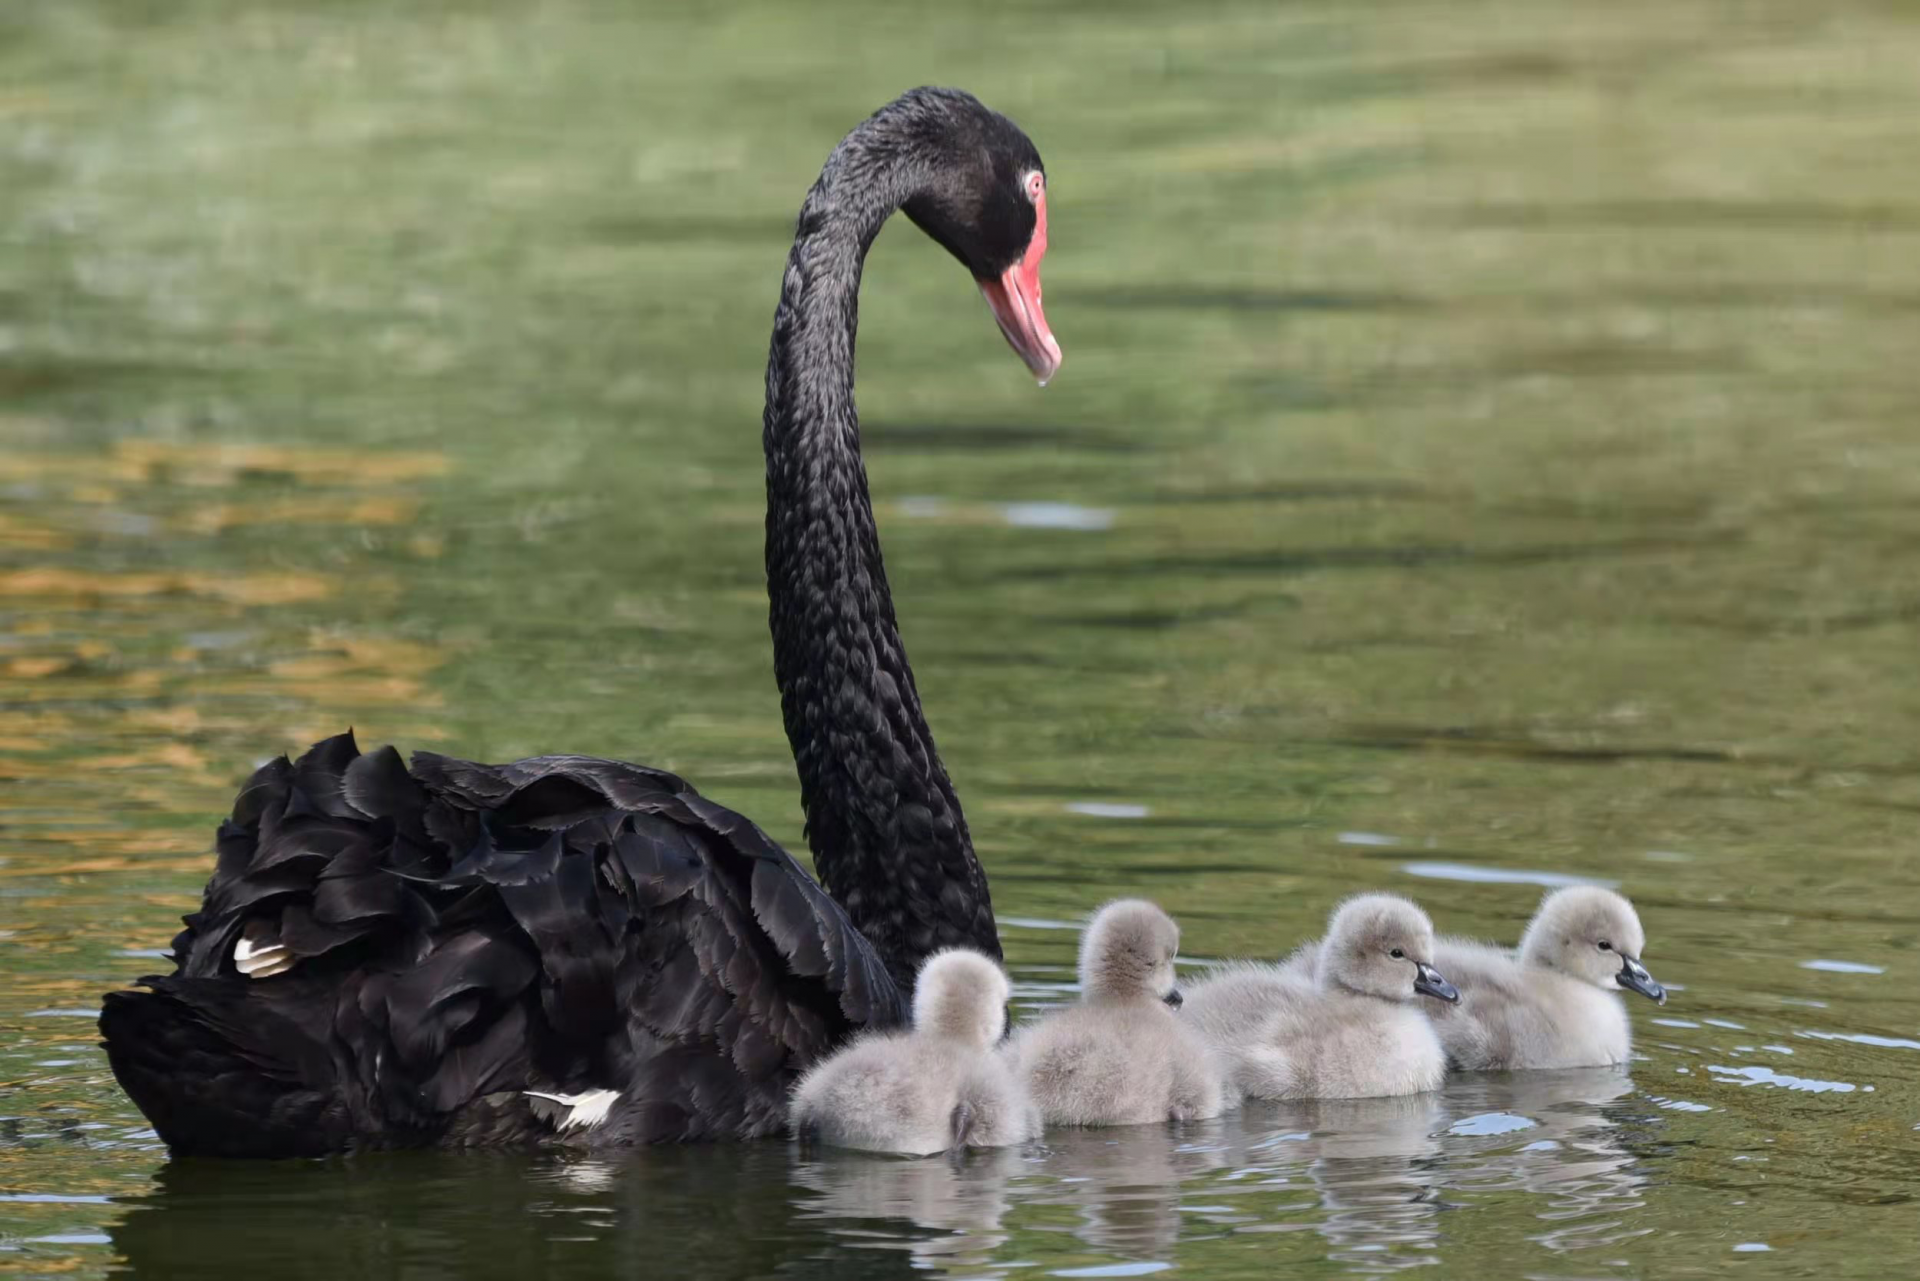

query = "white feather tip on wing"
[525,1089,620,1132]
[233,935,294,979]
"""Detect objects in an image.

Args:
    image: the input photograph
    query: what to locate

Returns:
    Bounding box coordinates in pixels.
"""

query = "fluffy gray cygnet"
[789,948,1040,1154]
[1182,893,1460,1100]
[1429,885,1666,1070]
[1005,899,1226,1126]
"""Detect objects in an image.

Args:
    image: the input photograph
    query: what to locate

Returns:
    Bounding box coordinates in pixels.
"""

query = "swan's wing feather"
[405,748,519,806]
[288,729,364,819]
[103,733,905,1154]
[688,788,895,1024]
[341,744,426,824]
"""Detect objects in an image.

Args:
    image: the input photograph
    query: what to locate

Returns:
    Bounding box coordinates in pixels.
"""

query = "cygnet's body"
[1183,894,1459,1100]
[1006,900,1225,1126]
[790,949,1039,1155]
[1429,886,1666,1071]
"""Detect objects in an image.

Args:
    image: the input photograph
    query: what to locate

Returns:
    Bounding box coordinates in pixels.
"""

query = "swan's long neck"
[762,126,999,989]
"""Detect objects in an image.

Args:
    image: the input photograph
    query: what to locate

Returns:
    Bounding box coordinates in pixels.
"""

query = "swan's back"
[1008,900,1224,1126]
[1180,963,1294,1039]
[99,732,902,1155]
[1432,938,1528,1000]
[1184,955,1447,1102]
[1009,1001,1223,1126]
[1432,935,1630,1070]
[789,1029,1034,1155]
[1260,981,1445,1100]
[790,1030,948,1154]
[789,946,1036,1155]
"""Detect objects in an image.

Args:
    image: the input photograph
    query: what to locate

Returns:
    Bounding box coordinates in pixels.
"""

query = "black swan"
[98,86,1060,1157]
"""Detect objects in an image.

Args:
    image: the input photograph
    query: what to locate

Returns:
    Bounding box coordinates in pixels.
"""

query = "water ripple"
[1708,1065,1863,1094]
[1400,862,1617,888]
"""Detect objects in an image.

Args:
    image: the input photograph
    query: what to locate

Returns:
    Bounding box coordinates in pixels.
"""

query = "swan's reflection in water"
[105,1072,1654,1279]
[106,1145,903,1281]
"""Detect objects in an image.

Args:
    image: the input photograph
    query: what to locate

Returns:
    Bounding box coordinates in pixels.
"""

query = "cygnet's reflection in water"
[790,1145,1031,1274]
[1440,1067,1649,1253]
[1021,1073,1644,1272]
[786,1070,1649,1276]
[793,1123,1233,1270]
[1025,1120,1233,1258]
[1225,1094,1448,1273]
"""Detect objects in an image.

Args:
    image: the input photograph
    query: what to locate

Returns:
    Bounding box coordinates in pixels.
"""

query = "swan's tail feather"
[99,981,347,1157]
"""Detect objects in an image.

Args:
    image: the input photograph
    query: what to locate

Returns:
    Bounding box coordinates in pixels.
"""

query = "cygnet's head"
[1079,899,1183,1006]
[1517,886,1665,1003]
[1316,893,1459,1004]
[913,948,1012,1047]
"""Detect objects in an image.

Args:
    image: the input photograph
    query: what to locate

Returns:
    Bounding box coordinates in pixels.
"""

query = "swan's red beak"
[977,192,1061,385]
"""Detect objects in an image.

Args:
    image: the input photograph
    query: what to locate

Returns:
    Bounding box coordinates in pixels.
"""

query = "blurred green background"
[2,1,1917,1276]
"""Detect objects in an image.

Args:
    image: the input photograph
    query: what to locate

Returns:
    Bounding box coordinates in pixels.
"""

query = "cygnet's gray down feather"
[791,949,1040,1154]
[1183,894,1455,1100]
[1006,900,1225,1126]
[1428,886,1665,1070]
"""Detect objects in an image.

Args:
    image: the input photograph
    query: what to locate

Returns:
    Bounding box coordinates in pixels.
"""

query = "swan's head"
[1318,893,1458,1005]
[1079,898,1183,1005]
[1518,886,1665,1003]
[883,88,1061,385]
[913,948,1013,1047]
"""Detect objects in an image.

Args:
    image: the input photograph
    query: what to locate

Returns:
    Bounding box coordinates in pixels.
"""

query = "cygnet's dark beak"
[1162,987,1184,1009]
[1617,954,1667,1004]
[1413,961,1459,1004]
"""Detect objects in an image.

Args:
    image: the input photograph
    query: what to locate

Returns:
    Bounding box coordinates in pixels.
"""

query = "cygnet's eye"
[1389,948,1405,960]
[1598,941,1613,952]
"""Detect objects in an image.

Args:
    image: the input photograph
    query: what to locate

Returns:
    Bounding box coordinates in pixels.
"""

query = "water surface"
[4,1,1919,1277]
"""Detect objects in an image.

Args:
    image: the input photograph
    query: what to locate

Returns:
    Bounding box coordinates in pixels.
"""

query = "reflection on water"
[1443,1071,1646,1254]
[93,1075,1660,1279]
[1281,1097,1447,1271]
[1026,1123,1231,1260]
[105,1148,850,1281]
[0,436,452,916]
[793,1147,1029,1272]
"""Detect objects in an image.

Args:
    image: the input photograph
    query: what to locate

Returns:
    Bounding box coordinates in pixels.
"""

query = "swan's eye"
[1389,948,1405,959]
[1024,171,1044,203]
[1598,941,1613,951]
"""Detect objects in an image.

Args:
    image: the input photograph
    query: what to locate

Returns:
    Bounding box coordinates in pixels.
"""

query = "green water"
[3,0,1918,1275]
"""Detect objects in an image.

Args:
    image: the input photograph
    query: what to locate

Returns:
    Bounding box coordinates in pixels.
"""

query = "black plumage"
[104,734,899,1155]
[100,87,1055,1155]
